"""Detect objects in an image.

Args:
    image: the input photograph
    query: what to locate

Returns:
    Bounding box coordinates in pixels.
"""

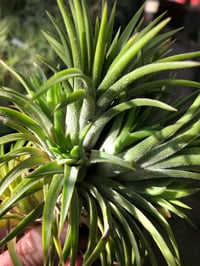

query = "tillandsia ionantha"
[0,0,200,265]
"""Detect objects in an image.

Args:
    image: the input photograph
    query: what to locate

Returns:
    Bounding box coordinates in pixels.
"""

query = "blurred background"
[0,1,200,265]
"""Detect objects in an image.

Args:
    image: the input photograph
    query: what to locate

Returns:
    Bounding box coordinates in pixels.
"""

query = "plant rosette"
[0,0,200,265]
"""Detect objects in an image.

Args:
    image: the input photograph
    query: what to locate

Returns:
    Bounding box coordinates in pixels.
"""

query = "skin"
[0,226,84,266]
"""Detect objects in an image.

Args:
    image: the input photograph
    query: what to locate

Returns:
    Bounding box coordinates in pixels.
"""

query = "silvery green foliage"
[0,1,200,265]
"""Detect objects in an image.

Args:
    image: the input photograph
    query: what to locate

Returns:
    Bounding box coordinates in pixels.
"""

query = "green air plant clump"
[0,0,200,265]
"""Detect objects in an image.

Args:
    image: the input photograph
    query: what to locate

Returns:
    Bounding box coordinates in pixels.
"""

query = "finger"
[0,225,86,266]
[0,226,43,266]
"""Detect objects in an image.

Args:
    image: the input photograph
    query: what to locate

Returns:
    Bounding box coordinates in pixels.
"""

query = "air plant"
[0,0,200,265]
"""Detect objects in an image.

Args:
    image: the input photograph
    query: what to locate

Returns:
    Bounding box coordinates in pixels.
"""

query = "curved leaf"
[0,202,44,246]
[84,98,176,150]
[42,174,64,263]
[97,61,200,114]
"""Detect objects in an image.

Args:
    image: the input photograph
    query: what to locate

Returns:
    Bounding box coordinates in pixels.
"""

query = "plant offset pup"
[0,0,200,265]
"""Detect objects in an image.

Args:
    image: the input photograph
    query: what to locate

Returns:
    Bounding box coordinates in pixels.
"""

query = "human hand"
[0,226,84,266]
[0,226,44,266]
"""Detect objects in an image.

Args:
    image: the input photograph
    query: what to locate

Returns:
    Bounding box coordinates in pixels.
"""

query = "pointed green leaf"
[42,31,67,64]
[0,202,44,246]
[92,2,108,87]
[68,188,80,266]
[0,156,46,196]
[90,149,134,171]
[69,0,88,73]
[55,89,85,111]
[59,166,79,233]
[97,61,200,114]
[46,12,72,66]
[42,174,64,263]
[97,18,171,94]
[83,183,111,266]
[27,160,63,178]
[124,93,200,163]
[0,178,42,218]
[0,88,54,140]
[7,238,22,266]
[82,191,98,263]
[0,60,35,95]
[81,0,93,74]
[0,147,45,164]
[57,0,81,69]
[84,98,176,150]
[116,4,145,51]
[140,119,200,168]
[27,68,82,104]
[111,191,179,266]
[159,51,200,62]
[0,133,38,145]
